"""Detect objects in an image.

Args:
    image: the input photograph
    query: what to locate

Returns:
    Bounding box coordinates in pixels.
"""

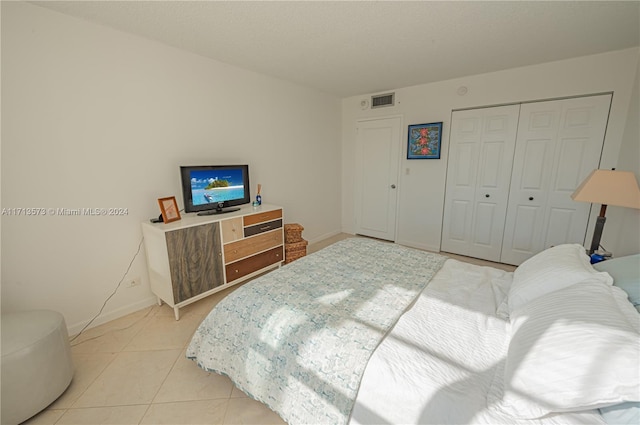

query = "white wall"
[342,48,639,255]
[1,2,342,334]
[606,60,640,256]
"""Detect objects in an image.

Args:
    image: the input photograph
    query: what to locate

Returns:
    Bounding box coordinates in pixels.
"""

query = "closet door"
[441,105,520,262]
[500,94,612,265]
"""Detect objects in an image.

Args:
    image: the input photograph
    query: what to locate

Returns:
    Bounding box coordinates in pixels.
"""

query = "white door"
[355,117,402,241]
[500,94,612,265]
[441,105,520,261]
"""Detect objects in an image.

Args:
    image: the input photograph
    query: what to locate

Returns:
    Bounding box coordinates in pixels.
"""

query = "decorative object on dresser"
[284,223,307,264]
[157,196,181,223]
[256,183,262,206]
[141,204,284,320]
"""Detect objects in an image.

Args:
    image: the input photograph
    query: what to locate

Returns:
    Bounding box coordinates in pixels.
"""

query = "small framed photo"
[407,122,443,159]
[158,196,181,223]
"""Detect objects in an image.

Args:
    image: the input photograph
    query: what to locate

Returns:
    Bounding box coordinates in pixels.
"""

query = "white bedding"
[187,238,628,424]
[350,259,607,425]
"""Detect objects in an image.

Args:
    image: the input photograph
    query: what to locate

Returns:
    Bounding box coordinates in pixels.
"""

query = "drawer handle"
[260,226,272,231]
[234,269,239,273]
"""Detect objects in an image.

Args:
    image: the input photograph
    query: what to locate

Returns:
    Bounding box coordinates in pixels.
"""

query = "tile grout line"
[138,403,153,425]
[55,310,157,421]
[65,311,150,413]
[148,347,184,405]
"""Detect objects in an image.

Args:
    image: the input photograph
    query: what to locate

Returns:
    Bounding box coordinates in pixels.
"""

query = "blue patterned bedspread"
[186,237,446,425]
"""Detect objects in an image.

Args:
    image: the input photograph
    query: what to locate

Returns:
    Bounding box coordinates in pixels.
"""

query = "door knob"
[485,194,490,198]
[390,184,396,189]
[529,196,534,201]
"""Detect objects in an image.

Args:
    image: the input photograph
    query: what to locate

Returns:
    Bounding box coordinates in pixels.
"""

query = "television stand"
[197,207,240,216]
[141,204,284,320]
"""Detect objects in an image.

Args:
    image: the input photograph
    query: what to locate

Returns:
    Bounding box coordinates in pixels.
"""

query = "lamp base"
[589,215,606,255]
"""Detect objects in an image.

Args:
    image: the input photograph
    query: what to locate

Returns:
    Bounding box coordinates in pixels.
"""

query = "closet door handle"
[529,197,534,201]
[485,194,490,198]
[390,184,396,189]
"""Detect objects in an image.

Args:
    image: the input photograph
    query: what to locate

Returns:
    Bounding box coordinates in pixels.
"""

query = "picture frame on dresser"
[158,196,181,223]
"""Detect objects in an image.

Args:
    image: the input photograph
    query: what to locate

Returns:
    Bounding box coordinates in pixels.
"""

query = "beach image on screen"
[190,168,245,206]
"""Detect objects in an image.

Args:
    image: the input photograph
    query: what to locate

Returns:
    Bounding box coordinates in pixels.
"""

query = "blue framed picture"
[407,122,443,159]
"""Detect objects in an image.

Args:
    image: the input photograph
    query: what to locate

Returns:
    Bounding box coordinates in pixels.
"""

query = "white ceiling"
[31,1,640,98]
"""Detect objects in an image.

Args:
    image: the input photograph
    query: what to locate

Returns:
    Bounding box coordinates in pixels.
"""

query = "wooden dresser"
[141,204,284,319]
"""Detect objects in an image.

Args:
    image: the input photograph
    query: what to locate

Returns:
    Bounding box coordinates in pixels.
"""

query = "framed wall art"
[407,122,443,159]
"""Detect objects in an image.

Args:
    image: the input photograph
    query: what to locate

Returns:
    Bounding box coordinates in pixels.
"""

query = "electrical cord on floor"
[69,306,154,347]
[69,236,145,344]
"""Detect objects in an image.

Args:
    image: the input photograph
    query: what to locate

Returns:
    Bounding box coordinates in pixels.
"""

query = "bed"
[186,237,640,425]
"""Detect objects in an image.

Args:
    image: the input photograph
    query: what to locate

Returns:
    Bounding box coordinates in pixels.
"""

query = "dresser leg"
[174,307,180,321]
[156,296,162,306]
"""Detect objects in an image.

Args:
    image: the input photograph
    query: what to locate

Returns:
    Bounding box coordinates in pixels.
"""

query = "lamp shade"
[571,169,640,209]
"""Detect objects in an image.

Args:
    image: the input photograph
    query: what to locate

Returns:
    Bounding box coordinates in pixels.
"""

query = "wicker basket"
[285,239,308,264]
[284,223,304,243]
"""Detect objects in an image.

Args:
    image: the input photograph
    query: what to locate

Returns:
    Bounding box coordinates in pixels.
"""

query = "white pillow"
[495,278,640,419]
[508,244,612,313]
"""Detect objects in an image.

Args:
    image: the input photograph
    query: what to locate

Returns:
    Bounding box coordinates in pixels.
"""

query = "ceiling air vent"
[371,93,395,109]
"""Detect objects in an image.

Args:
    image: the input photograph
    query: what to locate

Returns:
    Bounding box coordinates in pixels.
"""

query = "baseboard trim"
[67,296,158,337]
[307,230,343,245]
[395,239,440,253]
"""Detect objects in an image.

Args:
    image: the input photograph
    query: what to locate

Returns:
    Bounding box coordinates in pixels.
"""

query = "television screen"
[180,165,250,215]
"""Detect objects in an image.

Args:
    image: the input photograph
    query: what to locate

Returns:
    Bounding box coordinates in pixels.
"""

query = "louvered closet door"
[500,94,612,265]
[441,105,520,262]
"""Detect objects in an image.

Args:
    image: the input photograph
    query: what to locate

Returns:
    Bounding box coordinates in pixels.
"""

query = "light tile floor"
[23,234,514,425]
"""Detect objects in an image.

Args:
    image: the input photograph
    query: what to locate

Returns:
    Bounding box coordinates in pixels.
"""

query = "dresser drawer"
[225,246,284,282]
[223,229,283,264]
[243,209,283,227]
[244,219,282,237]
[220,217,243,243]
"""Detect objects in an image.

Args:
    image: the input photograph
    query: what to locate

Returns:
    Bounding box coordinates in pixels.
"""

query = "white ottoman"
[1,310,74,425]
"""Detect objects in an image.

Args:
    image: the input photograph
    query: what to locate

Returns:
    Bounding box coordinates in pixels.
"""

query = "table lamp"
[571,169,640,255]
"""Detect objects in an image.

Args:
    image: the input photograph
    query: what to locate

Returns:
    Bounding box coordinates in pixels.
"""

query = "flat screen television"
[180,165,250,215]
